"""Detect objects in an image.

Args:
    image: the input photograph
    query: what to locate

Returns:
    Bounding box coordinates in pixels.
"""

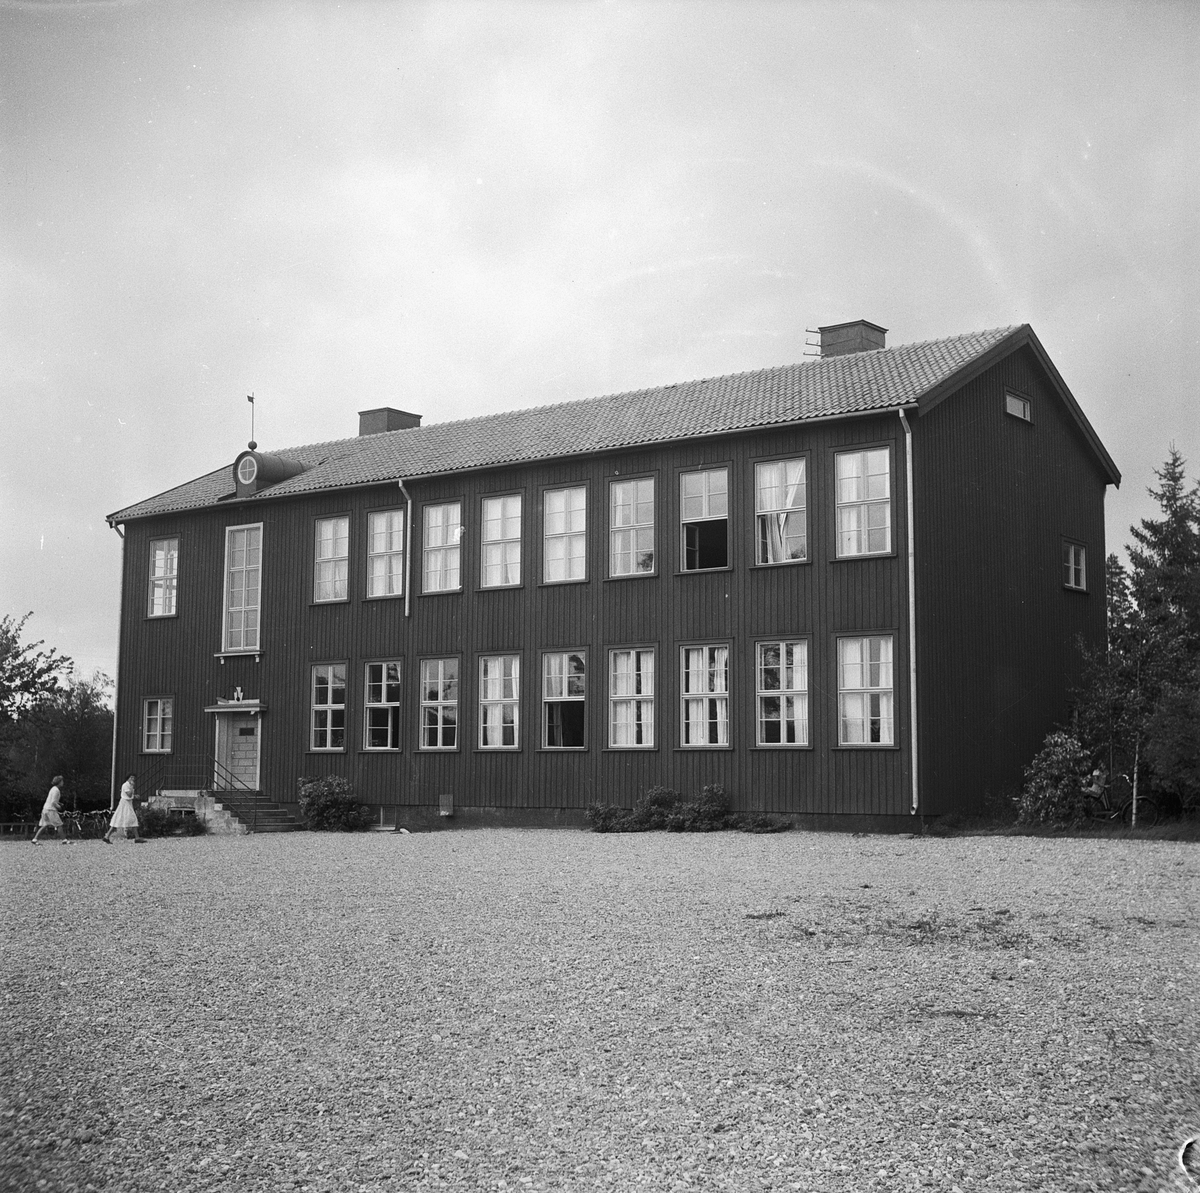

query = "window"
[364,662,402,750]
[757,640,809,746]
[419,658,458,749]
[838,636,894,746]
[143,698,173,752]
[479,654,520,748]
[1005,392,1032,421]
[610,478,655,575]
[223,524,262,651]
[609,649,654,748]
[681,645,729,746]
[482,495,522,587]
[756,460,807,564]
[148,537,179,616]
[680,468,728,570]
[311,664,346,750]
[544,487,586,582]
[543,651,586,748]
[314,516,350,602]
[835,449,891,557]
[367,510,405,598]
[423,503,462,592]
[1063,542,1087,591]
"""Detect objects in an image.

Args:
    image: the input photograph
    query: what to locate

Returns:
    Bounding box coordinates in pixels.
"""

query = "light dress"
[110,781,139,830]
[39,786,63,828]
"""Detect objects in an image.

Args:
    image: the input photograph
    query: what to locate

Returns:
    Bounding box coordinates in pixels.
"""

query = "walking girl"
[103,772,146,843]
[31,776,65,844]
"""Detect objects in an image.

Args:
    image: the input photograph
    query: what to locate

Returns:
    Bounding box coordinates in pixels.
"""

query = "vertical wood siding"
[912,346,1109,813]
[115,414,917,817]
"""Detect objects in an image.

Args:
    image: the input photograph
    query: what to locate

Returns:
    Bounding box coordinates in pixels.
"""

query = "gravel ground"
[2,830,1197,1193]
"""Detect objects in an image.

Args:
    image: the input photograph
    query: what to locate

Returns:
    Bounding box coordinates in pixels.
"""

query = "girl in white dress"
[104,773,146,843]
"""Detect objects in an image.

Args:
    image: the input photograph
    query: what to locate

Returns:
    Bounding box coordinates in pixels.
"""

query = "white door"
[216,715,260,790]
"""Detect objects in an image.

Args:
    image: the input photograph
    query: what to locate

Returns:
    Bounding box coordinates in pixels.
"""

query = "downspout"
[397,480,413,617]
[107,519,125,810]
[898,409,919,816]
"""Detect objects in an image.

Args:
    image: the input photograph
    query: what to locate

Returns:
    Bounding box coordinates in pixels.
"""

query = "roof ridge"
[265,325,1023,458]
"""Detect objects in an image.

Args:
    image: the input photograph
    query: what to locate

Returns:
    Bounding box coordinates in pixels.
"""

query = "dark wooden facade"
[112,345,1111,825]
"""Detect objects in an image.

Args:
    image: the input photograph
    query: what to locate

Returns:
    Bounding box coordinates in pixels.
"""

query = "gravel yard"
[2,830,1197,1193]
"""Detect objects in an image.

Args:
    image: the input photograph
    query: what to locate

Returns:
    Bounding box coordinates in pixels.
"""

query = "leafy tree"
[1,671,114,820]
[0,613,71,720]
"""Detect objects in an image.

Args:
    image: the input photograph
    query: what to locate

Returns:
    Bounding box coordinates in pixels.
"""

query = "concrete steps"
[210,791,306,833]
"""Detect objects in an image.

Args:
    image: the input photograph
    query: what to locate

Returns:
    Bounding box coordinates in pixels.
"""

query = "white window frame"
[1063,541,1087,591]
[367,509,405,599]
[680,467,729,571]
[364,661,402,750]
[756,640,809,747]
[608,648,654,748]
[1005,391,1032,422]
[147,537,179,617]
[543,651,587,749]
[311,663,347,751]
[419,657,459,750]
[222,523,263,652]
[837,635,894,746]
[755,459,807,565]
[423,502,463,593]
[314,516,350,603]
[543,486,587,583]
[835,448,891,558]
[479,654,520,749]
[143,697,174,753]
[680,644,730,747]
[610,477,655,576]
[481,494,522,588]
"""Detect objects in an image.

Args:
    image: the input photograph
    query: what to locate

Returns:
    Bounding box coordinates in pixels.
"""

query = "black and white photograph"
[2,2,1198,1190]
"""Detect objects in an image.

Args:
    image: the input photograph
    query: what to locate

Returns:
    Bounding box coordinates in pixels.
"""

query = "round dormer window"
[237,455,258,485]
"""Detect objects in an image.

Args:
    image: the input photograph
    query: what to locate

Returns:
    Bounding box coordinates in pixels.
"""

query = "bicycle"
[1082,770,1159,828]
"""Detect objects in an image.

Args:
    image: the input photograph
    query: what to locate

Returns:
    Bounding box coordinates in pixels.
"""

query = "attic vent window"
[1005,392,1032,422]
[237,456,259,484]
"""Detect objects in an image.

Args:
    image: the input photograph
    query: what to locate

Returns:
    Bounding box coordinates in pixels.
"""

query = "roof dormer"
[232,449,307,498]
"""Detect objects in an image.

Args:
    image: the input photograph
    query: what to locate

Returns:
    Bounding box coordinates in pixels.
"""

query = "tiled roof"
[108,324,1058,522]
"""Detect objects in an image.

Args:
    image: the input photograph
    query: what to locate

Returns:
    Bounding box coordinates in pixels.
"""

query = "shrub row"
[586,785,790,834]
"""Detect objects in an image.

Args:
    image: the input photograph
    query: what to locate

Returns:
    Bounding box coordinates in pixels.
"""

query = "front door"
[216,714,260,791]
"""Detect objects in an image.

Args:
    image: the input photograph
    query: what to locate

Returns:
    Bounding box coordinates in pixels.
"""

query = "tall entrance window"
[148,538,179,616]
[223,524,262,652]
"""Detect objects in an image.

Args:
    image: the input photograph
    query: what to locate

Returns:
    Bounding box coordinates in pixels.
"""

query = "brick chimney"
[818,320,887,358]
[358,407,422,436]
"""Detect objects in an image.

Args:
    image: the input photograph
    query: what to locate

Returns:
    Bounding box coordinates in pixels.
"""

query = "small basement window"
[1005,392,1032,421]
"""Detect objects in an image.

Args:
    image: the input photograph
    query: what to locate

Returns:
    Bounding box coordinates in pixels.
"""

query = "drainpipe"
[397,480,413,617]
[898,409,919,816]
[107,519,125,811]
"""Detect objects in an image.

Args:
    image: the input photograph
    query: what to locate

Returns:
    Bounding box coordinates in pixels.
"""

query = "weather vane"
[247,392,256,450]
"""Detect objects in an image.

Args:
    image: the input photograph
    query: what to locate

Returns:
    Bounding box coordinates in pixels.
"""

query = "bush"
[586,785,789,834]
[1017,731,1092,827]
[297,775,372,831]
[138,804,208,838]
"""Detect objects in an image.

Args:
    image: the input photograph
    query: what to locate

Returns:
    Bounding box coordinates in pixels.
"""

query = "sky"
[2,0,1198,681]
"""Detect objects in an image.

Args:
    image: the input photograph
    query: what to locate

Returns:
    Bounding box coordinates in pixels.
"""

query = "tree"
[0,613,71,721]
[1,671,114,820]
[1064,448,1200,817]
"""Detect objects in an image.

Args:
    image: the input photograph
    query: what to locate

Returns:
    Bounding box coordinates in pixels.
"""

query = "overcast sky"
[2,0,1197,680]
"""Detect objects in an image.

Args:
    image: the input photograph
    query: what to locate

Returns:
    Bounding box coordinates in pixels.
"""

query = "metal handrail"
[134,752,263,832]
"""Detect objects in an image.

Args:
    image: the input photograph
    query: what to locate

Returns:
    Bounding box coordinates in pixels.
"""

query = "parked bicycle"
[1082,768,1159,828]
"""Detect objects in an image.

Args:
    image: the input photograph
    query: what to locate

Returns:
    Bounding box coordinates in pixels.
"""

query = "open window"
[543,651,586,748]
[680,467,728,570]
